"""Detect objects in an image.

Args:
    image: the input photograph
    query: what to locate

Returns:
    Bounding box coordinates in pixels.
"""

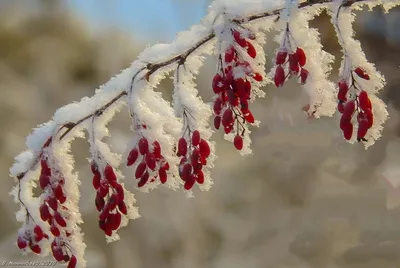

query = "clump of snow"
[330,0,390,148]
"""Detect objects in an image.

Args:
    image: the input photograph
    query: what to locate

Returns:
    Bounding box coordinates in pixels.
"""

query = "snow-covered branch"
[9,0,400,267]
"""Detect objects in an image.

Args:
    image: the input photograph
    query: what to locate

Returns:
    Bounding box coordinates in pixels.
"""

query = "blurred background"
[1,0,400,267]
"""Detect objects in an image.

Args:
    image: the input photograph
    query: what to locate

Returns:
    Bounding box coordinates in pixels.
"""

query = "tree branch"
[14,0,373,182]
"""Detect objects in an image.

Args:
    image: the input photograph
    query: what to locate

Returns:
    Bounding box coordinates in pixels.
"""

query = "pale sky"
[69,0,208,41]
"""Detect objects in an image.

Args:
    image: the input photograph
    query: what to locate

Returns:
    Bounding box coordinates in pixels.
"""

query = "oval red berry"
[234,135,243,150]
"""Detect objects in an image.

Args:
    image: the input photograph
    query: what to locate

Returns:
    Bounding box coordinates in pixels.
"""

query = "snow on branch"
[9,0,400,267]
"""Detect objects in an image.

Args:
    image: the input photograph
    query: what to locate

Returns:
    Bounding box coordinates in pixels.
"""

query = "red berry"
[40,204,51,221]
[233,30,247,47]
[184,175,196,190]
[39,173,50,190]
[338,80,349,92]
[364,109,373,128]
[337,89,348,102]
[242,109,255,123]
[222,109,233,126]
[338,102,345,113]
[99,207,110,221]
[354,67,370,80]
[138,171,149,187]
[161,160,169,171]
[118,201,128,215]
[92,173,101,190]
[127,148,139,166]
[52,246,64,261]
[299,68,309,84]
[342,123,353,140]
[54,212,67,227]
[90,161,98,175]
[212,74,225,94]
[99,220,108,233]
[224,46,235,63]
[246,41,256,58]
[358,90,371,111]
[181,164,192,181]
[289,53,299,74]
[340,114,351,130]
[17,237,27,249]
[34,225,44,242]
[115,183,124,201]
[47,197,58,211]
[138,138,149,155]
[199,139,211,159]
[214,116,221,129]
[274,65,285,87]
[50,225,60,237]
[343,100,356,119]
[95,192,105,211]
[358,120,369,139]
[240,99,249,110]
[234,135,243,150]
[107,212,122,231]
[159,168,167,184]
[178,138,188,156]
[233,78,246,97]
[192,130,201,146]
[213,98,223,115]
[58,194,66,204]
[196,170,205,184]
[29,244,41,254]
[41,159,51,176]
[253,72,263,82]
[104,165,117,181]
[179,157,187,168]
[107,194,119,211]
[67,255,77,268]
[98,183,109,198]
[224,124,233,134]
[276,51,288,65]
[145,153,156,170]
[191,149,200,167]
[135,162,147,179]
[228,90,239,107]
[296,47,306,67]
[53,185,65,201]
[192,162,203,173]
[243,80,251,100]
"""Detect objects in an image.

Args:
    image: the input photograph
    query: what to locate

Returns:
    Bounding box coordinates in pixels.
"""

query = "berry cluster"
[126,137,169,187]
[51,240,77,268]
[91,162,127,236]
[177,130,210,190]
[17,225,48,254]
[38,157,77,267]
[274,47,308,87]
[212,29,263,151]
[337,67,373,141]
